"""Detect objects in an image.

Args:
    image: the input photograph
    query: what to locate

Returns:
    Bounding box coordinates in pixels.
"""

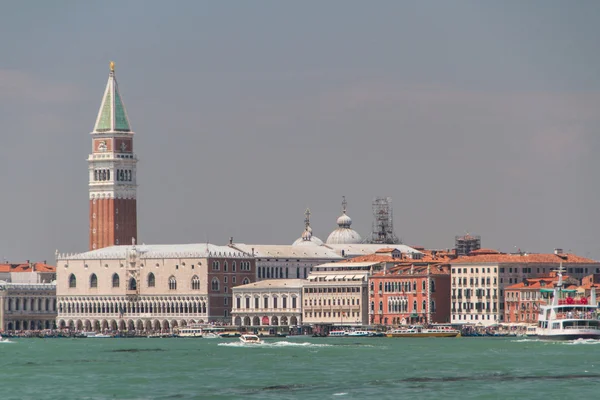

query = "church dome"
[326,197,362,245]
[292,208,323,246]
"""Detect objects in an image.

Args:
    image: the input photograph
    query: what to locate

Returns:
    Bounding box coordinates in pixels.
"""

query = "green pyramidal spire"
[93,61,132,133]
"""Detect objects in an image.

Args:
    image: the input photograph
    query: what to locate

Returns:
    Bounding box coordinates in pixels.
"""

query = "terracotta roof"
[469,248,501,255]
[375,248,398,254]
[380,263,451,276]
[452,252,598,265]
[0,263,56,273]
[347,255,395,263]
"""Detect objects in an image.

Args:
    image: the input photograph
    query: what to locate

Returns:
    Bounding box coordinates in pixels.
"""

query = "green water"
[1,337,599,399]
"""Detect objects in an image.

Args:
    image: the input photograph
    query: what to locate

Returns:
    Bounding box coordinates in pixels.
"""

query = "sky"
[1,0,600,263]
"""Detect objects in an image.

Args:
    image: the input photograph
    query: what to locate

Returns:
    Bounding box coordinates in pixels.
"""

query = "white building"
[450,249,600,326]
[302,261,382,327]
[230,243,343,281]
[1,282,57,331]
[231,279,304,330]
[56,242,255,332]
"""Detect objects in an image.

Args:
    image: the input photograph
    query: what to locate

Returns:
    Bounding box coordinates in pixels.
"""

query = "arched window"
[147,272,155,287]
[169,276,177,290]
[211,277,220,291]
[90,273,98,288]
[69,273,77,288]
[191,275,200,290]
[422,300,426,312]
[242,277,250,285]
[112,273,120,288]
[129,278,137,291]
[422,281,426,291]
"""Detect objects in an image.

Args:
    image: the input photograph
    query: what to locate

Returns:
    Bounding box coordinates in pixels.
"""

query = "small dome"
[326,228,362,245]
[337,213,352,227]
[326,197,362,245]
[292,208,323,246]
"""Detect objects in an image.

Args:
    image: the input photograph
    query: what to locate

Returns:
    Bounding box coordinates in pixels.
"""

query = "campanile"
[88,62,137,250]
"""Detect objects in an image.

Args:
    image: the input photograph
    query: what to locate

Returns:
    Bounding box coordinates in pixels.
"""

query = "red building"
[504,274,579,324]
[89,62,137,250]
[369,257,451,326]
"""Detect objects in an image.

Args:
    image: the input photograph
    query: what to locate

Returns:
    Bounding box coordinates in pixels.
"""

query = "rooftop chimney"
[229,237,233,245]
[554,248,563,255]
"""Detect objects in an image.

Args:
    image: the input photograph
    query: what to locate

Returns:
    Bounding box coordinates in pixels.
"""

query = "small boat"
[0,335,11,343]
[178,326,204,338]
[239,334,263,344]
[84,332,112,338]
[347,330,370,337]
[386,325,460,338]
[537,265,600,341]
[202,332,220,339]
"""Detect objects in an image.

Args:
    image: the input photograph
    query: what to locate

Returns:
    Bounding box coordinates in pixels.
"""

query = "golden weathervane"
[110,61,115,72]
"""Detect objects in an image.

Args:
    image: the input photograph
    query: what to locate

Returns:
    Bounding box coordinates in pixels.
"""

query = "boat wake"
[510,338,540,343]
[563,338,600,345]
[218,341,333,348]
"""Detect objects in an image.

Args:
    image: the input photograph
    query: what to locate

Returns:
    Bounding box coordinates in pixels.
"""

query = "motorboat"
[84,332,112,338]
[239,334,263,344]
[327,330,348,337]
[202,332,220,339]
[178,326,204,338]
[536,266,600,340]
[386,325,460,338]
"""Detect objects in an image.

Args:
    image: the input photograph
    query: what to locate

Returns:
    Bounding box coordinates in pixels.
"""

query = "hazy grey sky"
[1,0,600,263]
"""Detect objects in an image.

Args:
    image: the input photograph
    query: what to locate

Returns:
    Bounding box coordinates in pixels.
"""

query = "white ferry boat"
[328,330,348,337]
[239,334,263,344]
[386,325,460,338]
[177,325,204,338]
[536,267,600,341]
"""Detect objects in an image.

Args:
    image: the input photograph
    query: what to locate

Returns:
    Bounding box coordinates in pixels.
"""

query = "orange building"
[369,254,452,326]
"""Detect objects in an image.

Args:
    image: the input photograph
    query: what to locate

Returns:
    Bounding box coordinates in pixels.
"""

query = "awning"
[353,275,364,280]
[325,276,335,281]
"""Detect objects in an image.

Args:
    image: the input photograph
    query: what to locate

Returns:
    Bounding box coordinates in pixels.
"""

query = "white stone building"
[231,279,304,330]
[302,261,382,327]
[55,243,255,332]
[1,282,57,331]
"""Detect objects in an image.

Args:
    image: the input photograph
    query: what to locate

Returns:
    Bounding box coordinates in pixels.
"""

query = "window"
[232,262,236,272]
[129,278,137,291]
[224,276,228,284]
[169,276,177,290]
[212,261,220,271]
[211,278,220,291]
[224,261,228,272]
[224,297,228,306]
[69,273,77,288]
[232,276,236,284]
[264,297,269,308]
[90,273,98,288]
[283,297,287,309]
[236,297,240,309]
[191,275,200,290]
[147,273,155,287]
[112,273,120,288]
[243,278,250,285]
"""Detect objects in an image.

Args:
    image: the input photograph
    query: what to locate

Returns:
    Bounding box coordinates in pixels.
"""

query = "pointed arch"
[211,277,220,291]
[169,276,177,290]
[128,277,137,291]
[112,273,120,288]
[147,272,155,287]
[191,275,200,290]
[242,277,250,285]
[90,273,98,288]
[69,273,77,288]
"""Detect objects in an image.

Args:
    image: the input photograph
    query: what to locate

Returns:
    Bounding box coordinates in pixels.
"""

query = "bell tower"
[88,61,138,250]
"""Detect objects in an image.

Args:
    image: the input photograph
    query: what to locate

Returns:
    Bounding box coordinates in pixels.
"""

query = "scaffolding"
[455,234,481,256]
[366,197,399,244]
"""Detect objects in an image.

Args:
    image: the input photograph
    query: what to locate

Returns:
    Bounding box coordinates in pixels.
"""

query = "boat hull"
[386,332,459,338]
[538,333,600,341]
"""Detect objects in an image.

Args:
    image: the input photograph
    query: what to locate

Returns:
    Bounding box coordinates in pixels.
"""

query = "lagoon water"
[1,336,599,399]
